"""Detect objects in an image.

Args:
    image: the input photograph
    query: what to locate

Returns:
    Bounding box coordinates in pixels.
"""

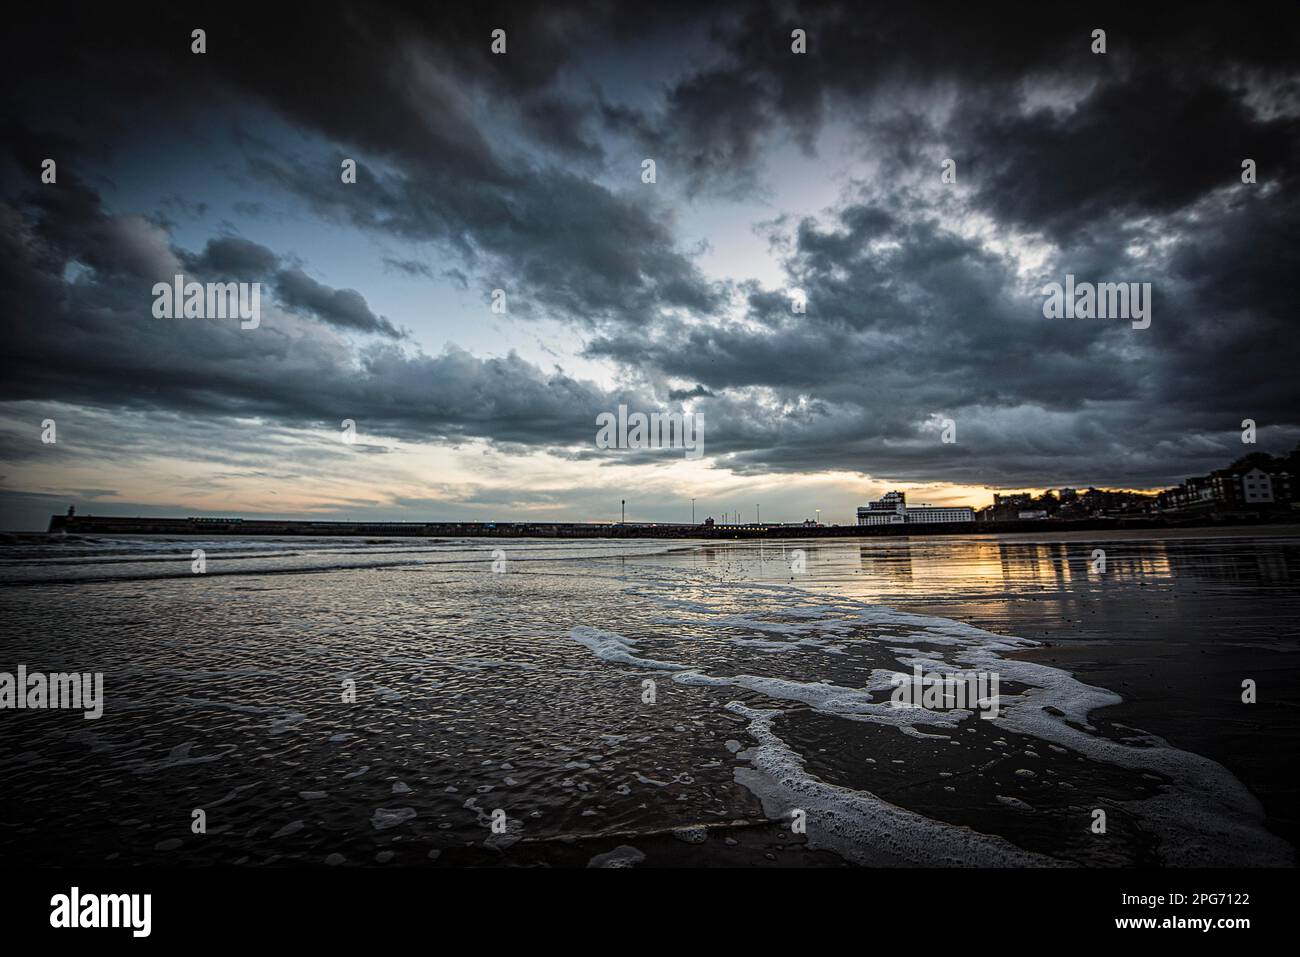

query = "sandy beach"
[1,528,1295,867]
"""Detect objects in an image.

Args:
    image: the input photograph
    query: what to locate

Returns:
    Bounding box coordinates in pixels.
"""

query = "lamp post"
[756,504,761,524]
[692,498,695,525]
[621,499,625,525]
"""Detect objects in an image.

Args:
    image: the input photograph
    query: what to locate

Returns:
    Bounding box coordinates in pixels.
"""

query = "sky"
[2,1,1298,530]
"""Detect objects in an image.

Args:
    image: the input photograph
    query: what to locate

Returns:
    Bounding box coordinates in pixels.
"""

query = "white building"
[857,491,975,525]
[903,505,976,523]
[1241,468,1275,503]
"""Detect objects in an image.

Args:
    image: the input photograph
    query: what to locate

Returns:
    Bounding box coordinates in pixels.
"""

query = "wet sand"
[2,527,1295,867]
[894,529,1300,851]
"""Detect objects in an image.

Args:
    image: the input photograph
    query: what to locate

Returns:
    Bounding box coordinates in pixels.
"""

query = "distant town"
[856,445,1299,526]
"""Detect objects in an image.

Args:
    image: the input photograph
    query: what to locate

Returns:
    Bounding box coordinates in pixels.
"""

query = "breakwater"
[44,513,1266,540]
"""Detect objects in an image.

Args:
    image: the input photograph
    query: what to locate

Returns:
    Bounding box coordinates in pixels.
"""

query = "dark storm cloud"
[960,73,1300,241]
[588,177,1300,487]
[518,93,607,165]
[601,1,1099,198]
[577,0,1300,485]
[592,201,1134,406]
[2,170,733,488]
[274,268,403,338]
[184,236,281,278]
[668,385,716,401]
[247,151,726,327]
[0,167,663,451]
[616,1,1300,204]
[16,174,179,282]
[4,1,725,334]
[136,2,717,329]
[181,236,402,337]
[2,0,1298,494]
[606,67,776,199]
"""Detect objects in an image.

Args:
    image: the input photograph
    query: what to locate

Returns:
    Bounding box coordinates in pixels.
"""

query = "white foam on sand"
[673,671,966,729]
[944,642,1294,866]
[568,626,689,670]
[576,578,1294,867]
[729,703,1060,866]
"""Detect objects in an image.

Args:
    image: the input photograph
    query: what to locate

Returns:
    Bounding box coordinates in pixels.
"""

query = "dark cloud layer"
[2,0,1298,499]
[274,268,402,338]
[0,181,644,446]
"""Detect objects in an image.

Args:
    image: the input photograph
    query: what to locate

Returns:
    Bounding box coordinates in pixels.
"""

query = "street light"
[692,498,695,525]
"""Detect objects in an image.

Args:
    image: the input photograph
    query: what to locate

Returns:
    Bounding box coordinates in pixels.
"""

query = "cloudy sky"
[2,1,1297,530]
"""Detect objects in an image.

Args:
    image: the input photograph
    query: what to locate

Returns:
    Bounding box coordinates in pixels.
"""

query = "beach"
[1,528,1295,867]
